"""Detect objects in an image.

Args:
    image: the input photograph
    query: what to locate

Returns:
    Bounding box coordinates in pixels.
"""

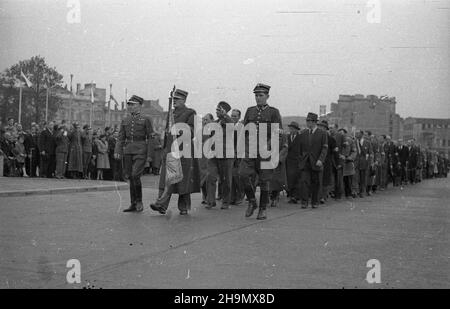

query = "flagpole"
[90,81,94,128]
[18,85,22,124]
[125,88,128,111]
[69,74,73,124]
[45,87,49,122]
[108,83,112,126]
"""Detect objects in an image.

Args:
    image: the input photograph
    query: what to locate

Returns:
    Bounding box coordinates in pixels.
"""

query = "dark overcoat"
[158,105,201,194]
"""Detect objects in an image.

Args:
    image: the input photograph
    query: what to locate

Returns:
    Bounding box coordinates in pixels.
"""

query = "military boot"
[135,180,144,212]
[257,190,269,220]
[123,180,137,212]
[245,198,258,217]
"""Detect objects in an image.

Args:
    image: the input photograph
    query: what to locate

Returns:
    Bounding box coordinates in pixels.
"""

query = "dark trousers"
[286,160,301,200]
[334,167,343,198]
[83,152,92,178]
[113,158,124,181]
[55,152,68,177]
[380,164,388,188]
[123,154,146,204]
[201,182,208,202]
[358,168,368,195]
[300,165,321,205]
[25,149,40,177]
[239,157,273,209]
[156,187,191,211]
[207,158,233,206]
[231,159,244,203]
[40,154,53,178]
[49,154,56,177]
[400,163,408,184]
[408,167,416,184]
[344,175,353,197]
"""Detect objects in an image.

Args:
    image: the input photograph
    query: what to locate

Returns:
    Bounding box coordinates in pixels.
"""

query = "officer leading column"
[114,95,154,212]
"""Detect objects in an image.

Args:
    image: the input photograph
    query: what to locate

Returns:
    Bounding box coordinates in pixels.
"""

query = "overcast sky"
[0,0,449,119]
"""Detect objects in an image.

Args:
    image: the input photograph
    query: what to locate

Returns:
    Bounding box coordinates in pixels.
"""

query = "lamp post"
[69,74,73,124]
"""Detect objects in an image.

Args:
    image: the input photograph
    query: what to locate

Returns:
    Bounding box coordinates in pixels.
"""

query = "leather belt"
[125,138,146,142]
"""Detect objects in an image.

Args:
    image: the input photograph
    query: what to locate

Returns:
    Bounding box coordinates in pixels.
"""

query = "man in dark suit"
[407,139,418,184]
[54,124,69,179]
[317,119,337,204]
[397,139,409,185]
[285,121,302,203]
[330,124,345,199]
[24,125,40,177]
[355,130,373,197]
[297,113,328,208]
[81,125,93,179]
[38,121,55,178]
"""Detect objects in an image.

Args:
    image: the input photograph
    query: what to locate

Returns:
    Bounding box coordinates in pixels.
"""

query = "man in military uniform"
[114,95,154,213]
[239,83,282,220]
[150,89,201,215]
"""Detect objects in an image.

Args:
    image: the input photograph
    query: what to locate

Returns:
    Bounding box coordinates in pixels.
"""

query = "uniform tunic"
[114,112,154,179]
[238,104,282,192]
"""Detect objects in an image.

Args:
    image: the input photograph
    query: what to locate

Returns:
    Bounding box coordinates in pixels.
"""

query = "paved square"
[0,176,448,288]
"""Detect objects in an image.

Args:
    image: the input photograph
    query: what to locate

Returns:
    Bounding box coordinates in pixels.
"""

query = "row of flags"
[20,70,33,88]
[19,70,123,110]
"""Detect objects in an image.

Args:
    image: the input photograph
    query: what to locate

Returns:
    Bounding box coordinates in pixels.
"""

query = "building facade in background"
[403,117,450,158]
[53,83,166,132]
[328,94,403,139]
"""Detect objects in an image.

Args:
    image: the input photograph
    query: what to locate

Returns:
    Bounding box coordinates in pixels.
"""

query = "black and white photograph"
[0,0,449,293]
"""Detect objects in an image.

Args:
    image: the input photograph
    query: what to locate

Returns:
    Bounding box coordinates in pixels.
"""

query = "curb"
[0,183,129,197]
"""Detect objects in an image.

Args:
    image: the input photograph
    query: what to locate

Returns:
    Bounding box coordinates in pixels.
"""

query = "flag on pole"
[90,82,95,103]
[319,105,327,116]
[20,70,33,88]
[110,93,119,109]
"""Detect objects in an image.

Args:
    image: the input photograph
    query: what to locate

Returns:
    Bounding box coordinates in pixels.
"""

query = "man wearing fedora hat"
[317,119,337,204]
[114,95,154,213]
[330,124,345,200]
[286,121,302,203]
[297,112,328,208]
[81,124,93,179]
[239,83,282,220]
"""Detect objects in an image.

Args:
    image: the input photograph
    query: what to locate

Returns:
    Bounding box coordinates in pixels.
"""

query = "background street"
[0,175,448,289]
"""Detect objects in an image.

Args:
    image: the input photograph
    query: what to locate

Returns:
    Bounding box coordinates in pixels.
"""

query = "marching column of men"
[3,84,447,221]
[110,84,450,220]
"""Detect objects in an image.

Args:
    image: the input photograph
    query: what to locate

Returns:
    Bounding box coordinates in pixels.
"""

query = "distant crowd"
[0,117,164,180]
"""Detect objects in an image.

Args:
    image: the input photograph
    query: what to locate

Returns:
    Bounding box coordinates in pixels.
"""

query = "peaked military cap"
[253,83,271,94]
[127,95,144,105]
[172,89,188,100]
